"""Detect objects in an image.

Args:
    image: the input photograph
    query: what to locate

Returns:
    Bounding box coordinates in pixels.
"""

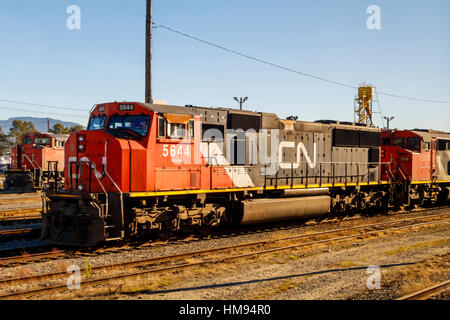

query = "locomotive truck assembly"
[41,101,450,246]
[5,132,68,192]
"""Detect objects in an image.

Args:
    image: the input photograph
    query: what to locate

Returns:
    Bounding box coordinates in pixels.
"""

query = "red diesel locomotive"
[41,102,450,246]
[5,132,68,192]
[381,129,450,206]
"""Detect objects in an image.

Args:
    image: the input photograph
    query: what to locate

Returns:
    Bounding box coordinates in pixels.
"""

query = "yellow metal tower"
[354,85,374,126]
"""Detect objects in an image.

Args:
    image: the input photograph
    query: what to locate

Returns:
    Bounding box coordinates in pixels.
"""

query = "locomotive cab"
[64,102,200,195]
[381,130,438,182]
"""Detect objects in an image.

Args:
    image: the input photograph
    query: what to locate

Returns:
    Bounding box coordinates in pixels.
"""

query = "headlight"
[78,185,84,191]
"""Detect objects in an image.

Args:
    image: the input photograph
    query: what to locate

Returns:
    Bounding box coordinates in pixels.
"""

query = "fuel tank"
[239,195,331,225]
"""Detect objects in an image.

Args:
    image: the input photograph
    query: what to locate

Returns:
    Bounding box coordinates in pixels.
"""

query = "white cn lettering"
[278,142,317,169]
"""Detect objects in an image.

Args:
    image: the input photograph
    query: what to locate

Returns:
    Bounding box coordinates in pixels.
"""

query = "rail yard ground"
[0,196,448,300]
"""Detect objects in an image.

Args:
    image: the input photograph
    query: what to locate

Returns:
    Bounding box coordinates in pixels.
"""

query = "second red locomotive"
[5,132,68,192]
[381,129,450,206]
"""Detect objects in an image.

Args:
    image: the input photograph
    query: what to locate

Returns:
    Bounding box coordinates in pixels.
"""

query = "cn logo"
[278,142,317,170]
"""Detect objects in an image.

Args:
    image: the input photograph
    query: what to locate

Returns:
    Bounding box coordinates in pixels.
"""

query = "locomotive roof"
[46,133,70,140]
[410,130,450,140]
[23,132,69,139]
[139,102,263,117]
[139,102,381,132]
[140,103,199,116]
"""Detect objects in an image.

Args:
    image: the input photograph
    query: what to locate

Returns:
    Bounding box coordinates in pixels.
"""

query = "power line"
[0,105,87,119]
[154,22,450,105]
[0,98,87,112]
[154,23,357,90]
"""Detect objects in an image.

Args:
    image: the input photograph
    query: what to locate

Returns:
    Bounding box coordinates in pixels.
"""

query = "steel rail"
[396,279,450,300]
[0,250,65,266]
[0,214,449,299]
[1,204,445,266]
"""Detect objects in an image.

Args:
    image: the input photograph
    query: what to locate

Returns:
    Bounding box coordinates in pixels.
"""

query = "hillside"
[0,117,85,133]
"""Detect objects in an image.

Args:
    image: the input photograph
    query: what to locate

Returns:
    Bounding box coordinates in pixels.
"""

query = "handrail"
[103,140,124,237]
[90,162,109,219]
[23,154,38,170]
[397,163,411,181]
[104,170,124,237]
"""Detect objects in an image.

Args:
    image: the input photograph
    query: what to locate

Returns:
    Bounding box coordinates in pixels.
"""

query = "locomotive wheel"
[155,224,174,241]
[357,200,367,211]
[195,225,213,237]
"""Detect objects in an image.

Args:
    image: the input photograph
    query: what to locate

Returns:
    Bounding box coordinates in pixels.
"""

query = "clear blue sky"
[0,0,449,130]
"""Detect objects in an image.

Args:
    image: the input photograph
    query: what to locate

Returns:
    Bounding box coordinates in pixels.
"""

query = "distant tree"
[49,123,82,134]
[0,126,13,155]
[9,120,36,144]
[50,123,70,134]
[69,125,83,133]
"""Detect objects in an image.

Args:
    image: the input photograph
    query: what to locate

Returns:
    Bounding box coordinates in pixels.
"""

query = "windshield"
[406,137,421,152]
[22,137,32,144]
[34,137,51,145]
[393,137,405,147]
[88,115,106,131]
[107,115,150,137]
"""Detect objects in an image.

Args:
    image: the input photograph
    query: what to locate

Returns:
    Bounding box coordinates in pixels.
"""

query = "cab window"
[88,115,106,131]
[393,137,405,147]
[168,123,186,139]
[158,117,167,138]
[55,140,65,148]
[34,137,51,145]
[188,120,195,139]
[22,137,32,144]
[107,115,150,137]
[406,137,421,152]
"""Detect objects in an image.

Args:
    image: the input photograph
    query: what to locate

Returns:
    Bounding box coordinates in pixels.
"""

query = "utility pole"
[383,116,394,130]
[233,97,248,110]
[145,0,153,103]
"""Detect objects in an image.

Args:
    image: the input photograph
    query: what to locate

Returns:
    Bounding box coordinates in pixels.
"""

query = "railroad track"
[0,204,449,266]
[397,280,450,300]
[0,211,448,299]
[0,250,66,266]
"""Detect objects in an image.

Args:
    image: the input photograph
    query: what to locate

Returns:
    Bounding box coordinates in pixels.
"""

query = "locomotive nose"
[65,131,110,193]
